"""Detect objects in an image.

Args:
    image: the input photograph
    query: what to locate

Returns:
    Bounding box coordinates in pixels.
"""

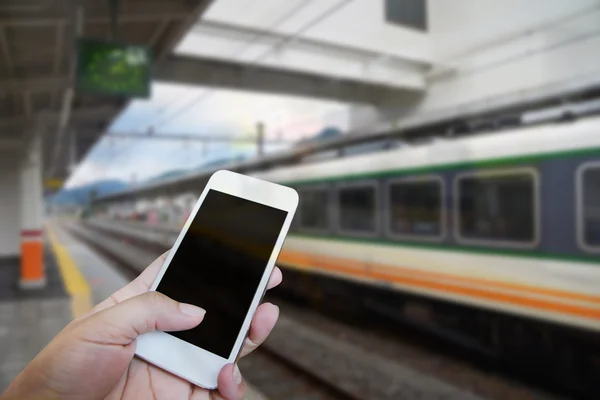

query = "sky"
[65,82,351,188]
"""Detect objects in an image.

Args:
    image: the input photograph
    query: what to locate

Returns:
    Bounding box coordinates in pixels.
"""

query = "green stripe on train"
[279,145,600,186]
[288,233,600,265]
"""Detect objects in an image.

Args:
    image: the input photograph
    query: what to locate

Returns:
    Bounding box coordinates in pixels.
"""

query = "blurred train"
[95,116,600,393]
[107,194,196,225]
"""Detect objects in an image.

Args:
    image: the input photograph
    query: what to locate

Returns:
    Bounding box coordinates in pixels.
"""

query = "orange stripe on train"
[278,250,600,321]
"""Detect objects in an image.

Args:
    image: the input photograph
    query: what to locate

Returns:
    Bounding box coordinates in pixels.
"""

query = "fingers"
[83,250,171,318]
[215,364,245,400]
[213,302,280,399]
[239,302,279,358]
[77,291,205,345]
[267,267,283,290]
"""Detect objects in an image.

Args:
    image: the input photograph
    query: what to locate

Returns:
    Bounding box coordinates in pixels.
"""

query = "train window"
[337,182,379,236]
[455,169,538,247]
[299,187,329,231]
[578,164,600,251]
[387,177,444,240]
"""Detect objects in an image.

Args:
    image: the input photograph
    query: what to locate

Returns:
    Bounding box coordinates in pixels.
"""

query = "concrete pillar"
[19,135,45,289]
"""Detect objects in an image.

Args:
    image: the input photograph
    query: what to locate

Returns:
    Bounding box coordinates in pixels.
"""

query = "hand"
[1,251,282,400]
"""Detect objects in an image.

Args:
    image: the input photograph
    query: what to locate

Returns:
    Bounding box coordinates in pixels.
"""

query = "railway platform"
[0,221,268,400]
[0,250,71,391]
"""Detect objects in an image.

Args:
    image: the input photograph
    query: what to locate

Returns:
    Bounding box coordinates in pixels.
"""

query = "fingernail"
[233,364,242,385]
[179,303,206,317]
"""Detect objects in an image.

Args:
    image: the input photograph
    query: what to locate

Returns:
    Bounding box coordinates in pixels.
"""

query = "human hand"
[1,251,282,400]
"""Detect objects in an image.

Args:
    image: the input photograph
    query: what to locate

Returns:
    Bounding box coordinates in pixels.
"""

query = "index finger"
[83,250,282,318]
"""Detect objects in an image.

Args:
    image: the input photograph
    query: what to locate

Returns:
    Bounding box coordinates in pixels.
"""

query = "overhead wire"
[147,0,355,131]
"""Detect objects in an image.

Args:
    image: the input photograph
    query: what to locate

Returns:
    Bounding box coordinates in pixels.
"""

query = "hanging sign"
[76,38,151,98]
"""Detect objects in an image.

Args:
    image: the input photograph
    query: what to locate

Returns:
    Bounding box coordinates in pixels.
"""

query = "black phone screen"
[156,189,288,359]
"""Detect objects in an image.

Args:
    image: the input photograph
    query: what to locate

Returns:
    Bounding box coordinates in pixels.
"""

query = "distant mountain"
[141,154,249,185]
[47,180,129,205]
[194,154,247,172]
[296,127,342,146]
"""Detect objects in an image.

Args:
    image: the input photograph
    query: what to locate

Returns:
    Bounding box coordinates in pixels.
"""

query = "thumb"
[77,291,205,345]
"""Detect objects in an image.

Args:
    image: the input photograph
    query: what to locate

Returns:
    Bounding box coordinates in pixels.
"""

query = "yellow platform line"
[46,225,92,318]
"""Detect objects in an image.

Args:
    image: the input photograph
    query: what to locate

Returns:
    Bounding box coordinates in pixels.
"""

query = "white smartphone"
[135,170,298,389]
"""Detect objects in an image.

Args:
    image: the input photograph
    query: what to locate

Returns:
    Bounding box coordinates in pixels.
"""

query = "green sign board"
[76,38,152,98]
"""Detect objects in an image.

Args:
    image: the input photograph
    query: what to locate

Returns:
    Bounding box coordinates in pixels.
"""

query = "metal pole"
[256,122,265,157]
[47,5,83,178]
[109,0,120,40]
[68,129,77,173]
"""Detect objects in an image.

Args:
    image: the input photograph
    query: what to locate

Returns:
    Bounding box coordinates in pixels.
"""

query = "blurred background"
[1,0,600,399]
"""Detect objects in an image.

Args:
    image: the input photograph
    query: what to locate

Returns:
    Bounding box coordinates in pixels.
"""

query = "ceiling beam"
[23,91,32,116]
[0,105,120,130]
[0,27,13,75]
[153,0,215,60]
[148,19,170,46]
[0,76,66,95]
[54,22,65,74]
[194,20,430,68]
[154,55,418,105]
[185,21,426,89]
[0,1,194,27]
[0,138,22,150]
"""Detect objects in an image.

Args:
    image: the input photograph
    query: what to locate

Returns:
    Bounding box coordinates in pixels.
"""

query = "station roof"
[2,0,433,189]
[0,0,212,186]
[6,0,600,194]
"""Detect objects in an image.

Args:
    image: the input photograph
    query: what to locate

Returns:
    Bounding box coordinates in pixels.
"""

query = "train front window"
[338,183,378,235]
[388,178,443,239]
[299,187,329,231]
[457,170,537,245]
[580,165,600,249]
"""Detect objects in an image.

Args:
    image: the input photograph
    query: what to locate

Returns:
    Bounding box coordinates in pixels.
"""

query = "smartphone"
[134,170,298,389]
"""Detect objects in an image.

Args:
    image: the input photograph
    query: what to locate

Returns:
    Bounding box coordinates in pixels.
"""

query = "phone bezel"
[134,169,299,389]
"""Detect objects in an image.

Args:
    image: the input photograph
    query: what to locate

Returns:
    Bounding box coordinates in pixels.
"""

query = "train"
[257,117,600,333]
[93,116,600,394]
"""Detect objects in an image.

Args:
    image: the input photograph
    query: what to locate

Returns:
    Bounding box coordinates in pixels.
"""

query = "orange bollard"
[20,229,45,288]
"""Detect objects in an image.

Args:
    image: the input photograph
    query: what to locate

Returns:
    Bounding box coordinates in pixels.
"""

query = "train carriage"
[252,116,600,332]
[251,117,600,391]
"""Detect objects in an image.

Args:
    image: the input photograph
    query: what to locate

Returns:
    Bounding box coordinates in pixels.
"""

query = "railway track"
[240,347,354,400]
[64,219,560,400]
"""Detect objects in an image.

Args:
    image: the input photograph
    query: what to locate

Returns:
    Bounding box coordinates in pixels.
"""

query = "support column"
[20,135,45,289]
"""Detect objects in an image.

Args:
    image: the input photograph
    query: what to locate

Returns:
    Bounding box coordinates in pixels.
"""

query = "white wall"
[399,0,600,124]
[204,0,432,63]
[342,0,600,131]
[0,152,20,257]
[429,0,598,57]
[179,0,431,90]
